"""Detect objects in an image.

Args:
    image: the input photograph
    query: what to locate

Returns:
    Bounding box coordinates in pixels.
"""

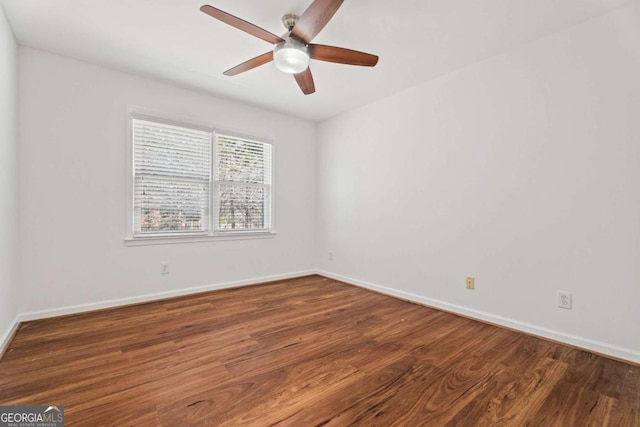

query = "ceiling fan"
[200,0,379,95]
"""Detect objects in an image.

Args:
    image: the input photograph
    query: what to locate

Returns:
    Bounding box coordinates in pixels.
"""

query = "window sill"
[124,231,276,246]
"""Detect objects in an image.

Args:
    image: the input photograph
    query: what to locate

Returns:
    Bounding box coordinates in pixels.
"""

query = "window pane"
[134,120,211,180]
[217,183,269,231]
[135,176,210,232]
[216,136,270,184]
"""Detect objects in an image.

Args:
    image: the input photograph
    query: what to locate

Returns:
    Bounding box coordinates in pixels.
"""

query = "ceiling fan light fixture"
[273,40,310,74]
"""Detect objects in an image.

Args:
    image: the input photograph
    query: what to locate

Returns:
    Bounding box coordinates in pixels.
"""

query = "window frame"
[125,108,276,246]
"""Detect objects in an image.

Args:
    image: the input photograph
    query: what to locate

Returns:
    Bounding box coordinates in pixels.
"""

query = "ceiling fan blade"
[290,0,343,44]
[294,68,316,95]
[223,51,274,76]
[309,44,378,67]
[200,5,284,45]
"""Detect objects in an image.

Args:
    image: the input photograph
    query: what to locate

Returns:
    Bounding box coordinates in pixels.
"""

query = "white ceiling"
[0,0,631,122]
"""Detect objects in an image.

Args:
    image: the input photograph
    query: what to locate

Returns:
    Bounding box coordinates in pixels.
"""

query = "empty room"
[0,0,639,425]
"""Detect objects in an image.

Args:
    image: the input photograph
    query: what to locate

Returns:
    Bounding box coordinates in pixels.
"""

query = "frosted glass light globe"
[273,40,310,74]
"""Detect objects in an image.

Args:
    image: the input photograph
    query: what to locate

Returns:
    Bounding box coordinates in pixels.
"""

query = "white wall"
[317,4,640,362]
[17,48,316,317]
[0,5,18,347]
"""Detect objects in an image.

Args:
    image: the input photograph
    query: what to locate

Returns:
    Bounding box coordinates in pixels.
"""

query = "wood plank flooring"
[0,275,638,426]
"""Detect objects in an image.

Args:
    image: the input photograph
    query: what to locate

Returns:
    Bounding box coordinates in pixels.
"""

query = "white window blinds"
[215,134,272,232]
[133,118,212,235]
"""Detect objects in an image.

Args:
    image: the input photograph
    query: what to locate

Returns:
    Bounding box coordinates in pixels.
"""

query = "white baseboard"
[0,315,20,357]
[15,270,317,323]
[318,270,640,365]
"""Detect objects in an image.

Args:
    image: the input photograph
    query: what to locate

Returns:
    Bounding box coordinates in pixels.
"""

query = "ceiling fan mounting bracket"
[281,14,300,32]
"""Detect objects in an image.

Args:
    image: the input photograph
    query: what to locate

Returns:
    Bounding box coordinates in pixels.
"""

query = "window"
[133,118,212,235]
[129,114,273,242]
[215,134,272,232]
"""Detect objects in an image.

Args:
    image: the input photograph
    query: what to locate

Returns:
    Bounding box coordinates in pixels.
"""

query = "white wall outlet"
[558,291,572,309]
[160,262,169,275]
[328,251,334,261]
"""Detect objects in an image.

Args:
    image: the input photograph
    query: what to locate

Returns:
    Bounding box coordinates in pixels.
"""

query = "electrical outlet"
[160,262,169,275]
[328,251,334,261]
[558,291,572,309]
[466,277,475,290]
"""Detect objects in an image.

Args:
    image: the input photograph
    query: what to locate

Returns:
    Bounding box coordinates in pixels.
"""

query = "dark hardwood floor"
[0,275,638,426]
